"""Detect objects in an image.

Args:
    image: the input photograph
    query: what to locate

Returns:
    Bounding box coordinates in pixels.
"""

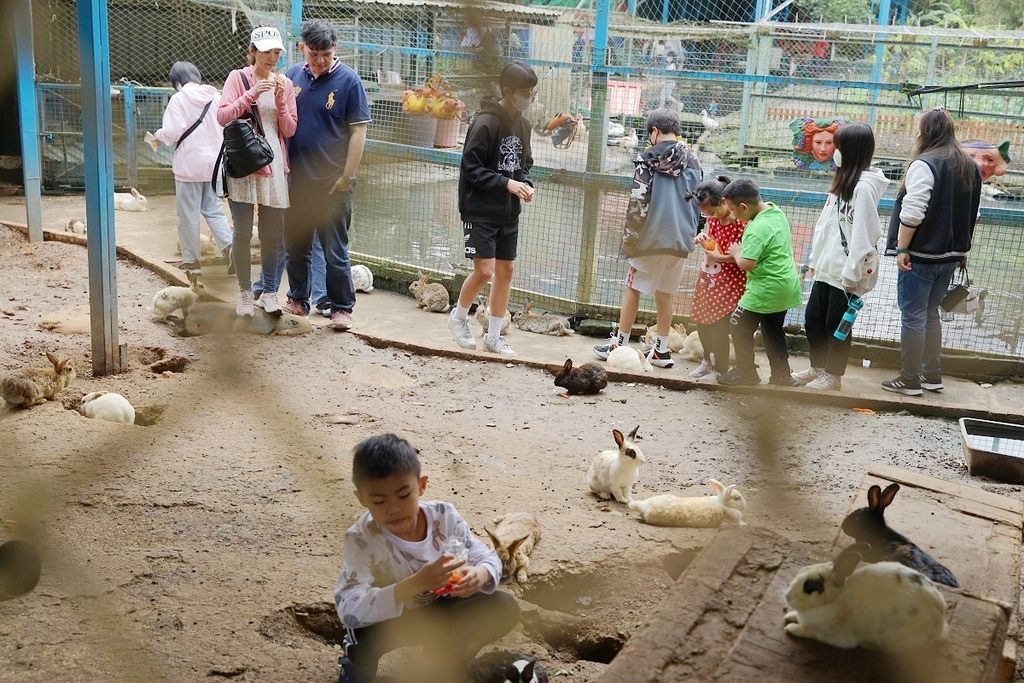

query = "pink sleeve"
[216,70,255,126]
[275,77,298,139]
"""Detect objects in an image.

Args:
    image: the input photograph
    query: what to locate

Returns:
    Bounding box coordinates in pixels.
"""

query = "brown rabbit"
[485,512,541,583]
[511,300,573,336]
[408,274,450,313]
[1,353,76,408]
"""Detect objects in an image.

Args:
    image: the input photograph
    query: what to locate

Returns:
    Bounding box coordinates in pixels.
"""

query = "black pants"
[696,316,731,374]
[343,590,520,683]
[804,281,853,376]
[729,307,791,380]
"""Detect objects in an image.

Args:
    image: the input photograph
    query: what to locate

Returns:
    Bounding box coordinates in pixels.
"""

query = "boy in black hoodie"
[448,62,537,356]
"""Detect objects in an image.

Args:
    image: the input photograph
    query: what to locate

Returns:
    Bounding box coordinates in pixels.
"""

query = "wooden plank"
[833,467,1023,610]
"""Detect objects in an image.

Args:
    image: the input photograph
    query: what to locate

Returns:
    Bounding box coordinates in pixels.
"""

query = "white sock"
[453,304,470,321]
[615,329,628,346]
[655,335,669,353]
[487,315,504,338]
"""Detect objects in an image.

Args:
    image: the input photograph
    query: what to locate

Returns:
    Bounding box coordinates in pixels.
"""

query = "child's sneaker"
[447,310,476,350]
[483,334,516,357]
[315,300,333,318]
[881,375,923,396]
[254,292,282,316]
[593,336,619,361]
[688,359,715,379]
[649,348,674,368]
[806,371,842,391]
[717,368,761,386]
[791,366,822,385]
[919,374,944,391]
[235,290,254,317]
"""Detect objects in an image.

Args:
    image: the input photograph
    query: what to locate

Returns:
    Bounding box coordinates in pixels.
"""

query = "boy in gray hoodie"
[594,108,702,368]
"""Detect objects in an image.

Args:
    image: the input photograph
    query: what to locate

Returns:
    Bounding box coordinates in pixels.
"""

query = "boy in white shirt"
[334,434,519,682]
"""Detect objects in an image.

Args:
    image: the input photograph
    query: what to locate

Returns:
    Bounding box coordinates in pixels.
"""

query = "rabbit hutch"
[309,0,565,149]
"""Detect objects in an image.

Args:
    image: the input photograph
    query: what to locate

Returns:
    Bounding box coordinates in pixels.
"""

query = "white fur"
[113,188,148,212]
[588,427,645,503]
[628,479,746,527]
[642,324,688,352]
[680,330,704,361]
[785,553,947,651]
[79,391,135,425]
[606,346,653,372]
[65,219,86,234]
[152,279,206,320]
[351,264,374,292]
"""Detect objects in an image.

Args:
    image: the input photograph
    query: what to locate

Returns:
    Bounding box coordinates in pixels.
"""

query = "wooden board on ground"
[830,464,1024,610]
[597,527,1011,683]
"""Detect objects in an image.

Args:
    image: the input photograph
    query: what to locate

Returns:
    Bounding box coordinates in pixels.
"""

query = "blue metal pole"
[13,0,42,242]
[627,0,637,17]
[290,0,302,61]
[123,84,137,189]
[76,0,123,376]
[661,0,670,24]
[868,0,892,127]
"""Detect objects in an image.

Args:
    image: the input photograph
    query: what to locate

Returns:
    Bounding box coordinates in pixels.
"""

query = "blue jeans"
[256,233,325,304]
[229,201,285,294]
[896,260,959,379]
[284,181,355,313]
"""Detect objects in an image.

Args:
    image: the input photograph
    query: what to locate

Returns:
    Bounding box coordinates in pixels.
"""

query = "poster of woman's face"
[790,117,843,170]
[963,139,1011,182]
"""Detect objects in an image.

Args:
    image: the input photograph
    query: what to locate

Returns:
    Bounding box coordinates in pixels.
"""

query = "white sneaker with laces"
[806,371,842,391]
[791,366,822,385]
[482,334,516,357]
[254,292,282,315]
[236,290,254,317]
[447,311,476,349]
[688,359,716,380]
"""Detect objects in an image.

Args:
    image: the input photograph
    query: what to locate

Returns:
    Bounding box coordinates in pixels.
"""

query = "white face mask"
[510,94,532,112]
[833,149,843,167]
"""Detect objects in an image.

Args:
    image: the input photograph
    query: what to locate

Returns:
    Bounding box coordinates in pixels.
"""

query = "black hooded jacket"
[458,97,534,224]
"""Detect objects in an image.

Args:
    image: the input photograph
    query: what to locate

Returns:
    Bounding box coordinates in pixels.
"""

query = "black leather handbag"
[212,73,274,192]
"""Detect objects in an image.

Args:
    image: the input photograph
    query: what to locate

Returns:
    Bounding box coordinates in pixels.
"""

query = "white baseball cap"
[251,26,284,52]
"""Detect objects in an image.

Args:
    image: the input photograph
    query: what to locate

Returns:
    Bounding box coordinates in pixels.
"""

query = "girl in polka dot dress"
[689,175,747,379]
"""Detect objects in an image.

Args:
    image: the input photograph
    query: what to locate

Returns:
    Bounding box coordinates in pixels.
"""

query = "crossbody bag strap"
[175,100,213,150]
[836,198,850,257]
[237,72,267,139]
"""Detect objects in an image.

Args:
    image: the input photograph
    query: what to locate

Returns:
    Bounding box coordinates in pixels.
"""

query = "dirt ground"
[1,223,1022,683]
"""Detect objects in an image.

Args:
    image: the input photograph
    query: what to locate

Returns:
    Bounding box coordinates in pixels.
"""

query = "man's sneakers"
[254,292,282,316]
[717,368,761,386]
[593,336,619,361]
[482,334,516,357]
[806,371,842,391]
[688,359,716,380]
[235,290,254,317]
[881,375,923,396]
[282,298,307,317]
[330,310,354,331]
[448,311,477,350]
[315,300,333,318]
[791,366,823,386]
[648,348,673,368]
[919,374,944,392]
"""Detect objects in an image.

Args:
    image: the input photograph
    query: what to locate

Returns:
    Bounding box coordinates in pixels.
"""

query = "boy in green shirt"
[718,179,803,386]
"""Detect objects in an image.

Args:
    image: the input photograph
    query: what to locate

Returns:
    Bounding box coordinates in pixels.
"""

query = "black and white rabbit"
[840,483,959,588]
[468,650,548,683]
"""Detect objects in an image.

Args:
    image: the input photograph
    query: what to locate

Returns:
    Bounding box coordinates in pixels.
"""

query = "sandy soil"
[0,224,1021,683]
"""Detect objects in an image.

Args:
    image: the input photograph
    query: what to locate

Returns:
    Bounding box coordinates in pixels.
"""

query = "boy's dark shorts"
[463,221,518,261]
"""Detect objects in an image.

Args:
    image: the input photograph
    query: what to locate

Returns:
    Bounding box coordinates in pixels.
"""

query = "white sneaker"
[688,359,716,379]
[447,311,476,350]
[806,371,842,391]
[482,334,516,357]
[236,290,254,317]
[791,366,822,385]
[254,292,282,315]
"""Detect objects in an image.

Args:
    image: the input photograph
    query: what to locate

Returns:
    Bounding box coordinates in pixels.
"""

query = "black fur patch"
[625,448,636,459]
[803,577,825,595]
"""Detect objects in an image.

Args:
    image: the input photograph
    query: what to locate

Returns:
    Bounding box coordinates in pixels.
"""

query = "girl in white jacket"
[150,62,234,275]
[793,123,889,391]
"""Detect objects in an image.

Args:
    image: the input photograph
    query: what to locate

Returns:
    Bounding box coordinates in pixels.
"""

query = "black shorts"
[463,221,518,261]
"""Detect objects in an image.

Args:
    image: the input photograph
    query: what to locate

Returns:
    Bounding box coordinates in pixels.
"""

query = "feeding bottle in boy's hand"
[432,538,468,596]
[834,296,864,341]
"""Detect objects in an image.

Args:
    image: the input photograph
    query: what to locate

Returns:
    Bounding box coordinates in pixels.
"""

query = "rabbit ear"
[612,429,625,448]
[131,188,142,199]
[562,358,573,372]
[877,483,899,511]
[867,484,881,510]
[723,484,736,500]
[484,528,501,549]
[505,665,520,681]
[521,660,536,681]
[627,425,640,441]
[507,535,530,557]
[833,544,865,586]
[45,352,61,368]
[708,479,725,493]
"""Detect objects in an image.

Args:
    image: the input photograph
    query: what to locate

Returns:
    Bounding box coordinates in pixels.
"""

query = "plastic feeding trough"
[960,418,1024,483]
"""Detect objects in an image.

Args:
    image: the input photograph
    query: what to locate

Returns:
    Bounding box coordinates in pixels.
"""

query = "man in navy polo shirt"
[281,19,371,331]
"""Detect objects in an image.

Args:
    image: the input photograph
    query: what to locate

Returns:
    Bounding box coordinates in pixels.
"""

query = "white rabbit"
[606,346,653,372]
[113,188,148,212]
[79,391,135,425]
[588,426,645,503]
[351,264,374,292]
[152,274,207,321]
[65,218,87,234]
[784,543,947,652]
[628,479,747,527]
[680,330,704,361]
[641,324,688,352]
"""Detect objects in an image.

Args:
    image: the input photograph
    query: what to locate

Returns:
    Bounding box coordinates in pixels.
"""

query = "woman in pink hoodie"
[151,61,233,275]
[217,26,297,317]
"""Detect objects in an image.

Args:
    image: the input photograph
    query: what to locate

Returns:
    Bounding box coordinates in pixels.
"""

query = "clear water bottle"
[834,296,864,341]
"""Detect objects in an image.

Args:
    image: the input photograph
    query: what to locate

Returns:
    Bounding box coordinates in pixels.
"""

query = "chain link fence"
[25,0,1024,359]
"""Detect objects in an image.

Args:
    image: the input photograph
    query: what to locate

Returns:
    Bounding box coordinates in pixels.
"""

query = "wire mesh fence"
[24,0,1024,359]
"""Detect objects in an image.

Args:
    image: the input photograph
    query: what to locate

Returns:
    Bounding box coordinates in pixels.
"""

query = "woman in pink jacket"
[151,61,233,275]
[217,26,297,316]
